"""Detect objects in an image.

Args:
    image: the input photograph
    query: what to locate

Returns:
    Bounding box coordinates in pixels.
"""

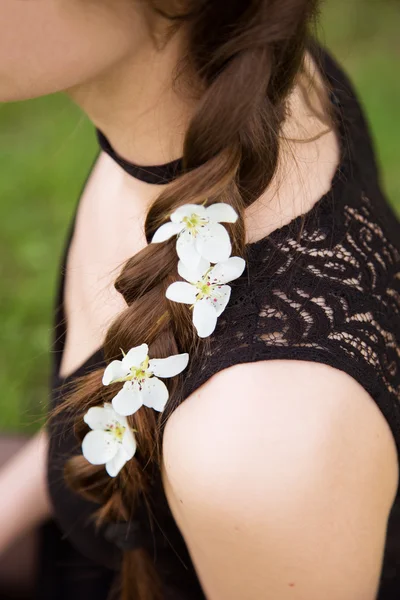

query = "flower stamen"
[106,421,126,442]
[182,214,209,237]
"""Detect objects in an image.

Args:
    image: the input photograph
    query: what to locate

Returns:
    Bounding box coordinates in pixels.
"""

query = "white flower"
[82,403,137,477]
[102,343,189,417]
[151,203,238,268]
[166,256,246,338]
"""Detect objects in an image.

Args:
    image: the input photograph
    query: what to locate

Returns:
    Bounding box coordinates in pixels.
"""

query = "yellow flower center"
[182,213,208,236]
[126,356,152,388]
[195,271,223,303]
[106,421,126,442]
[196,282,212,297]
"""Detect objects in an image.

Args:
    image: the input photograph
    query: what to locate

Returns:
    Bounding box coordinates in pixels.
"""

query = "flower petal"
[82,430,118,465]
[151,221,183,243]
[121,344,149,370]
[196,223,232,264]
[102,360,128,386]
[213,284,231,316]
[177,258,210,284]
[112,382,143,417]
[148,353,189,378]
[84,404,117,431]
[106,447,130,477]
[170,204,207,223]
[166,282,197,304]
[208,257,246,284]
[112,409,129,428]
[176,230,203,268]
[122,428,137,460]
[141,377,169,412]
[193,299,218,338]
[206,203,238,224]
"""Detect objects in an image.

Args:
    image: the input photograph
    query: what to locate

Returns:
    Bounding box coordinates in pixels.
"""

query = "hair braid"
[52,1,320,598]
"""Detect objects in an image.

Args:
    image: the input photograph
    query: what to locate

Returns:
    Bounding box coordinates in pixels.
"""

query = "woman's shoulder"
[162,358,398,599]
[164,359,399,504]
[177,182,400,485]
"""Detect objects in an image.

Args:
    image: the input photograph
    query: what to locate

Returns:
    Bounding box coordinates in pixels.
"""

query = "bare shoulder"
[162,360,399,600]
[163,361,399,502]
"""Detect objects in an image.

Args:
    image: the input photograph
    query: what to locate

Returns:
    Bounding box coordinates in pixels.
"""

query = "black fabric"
[96,129,183,185]
[39,45,400,600]
[35,521,117,600]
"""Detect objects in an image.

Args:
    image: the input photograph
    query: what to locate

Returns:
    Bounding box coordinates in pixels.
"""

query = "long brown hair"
[53,1,322,598]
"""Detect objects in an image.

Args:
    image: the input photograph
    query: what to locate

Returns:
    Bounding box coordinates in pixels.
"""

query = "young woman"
[1,1,400,599]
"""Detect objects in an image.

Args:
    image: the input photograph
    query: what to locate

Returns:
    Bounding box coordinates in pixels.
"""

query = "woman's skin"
[1,1,398,598]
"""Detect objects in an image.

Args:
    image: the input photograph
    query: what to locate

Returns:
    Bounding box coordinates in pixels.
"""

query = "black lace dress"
[37,45,400,600]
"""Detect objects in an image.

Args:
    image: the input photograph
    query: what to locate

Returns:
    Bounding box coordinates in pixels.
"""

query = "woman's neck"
[67,46,339,243]
[66,31,197,167]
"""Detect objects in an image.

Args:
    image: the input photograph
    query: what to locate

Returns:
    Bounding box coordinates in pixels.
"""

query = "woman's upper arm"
[162,360,399,600]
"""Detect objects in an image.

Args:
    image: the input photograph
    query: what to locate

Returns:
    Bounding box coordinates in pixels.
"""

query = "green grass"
[0,100,97,432]
[1,0,399,433]
[319,0,400,208]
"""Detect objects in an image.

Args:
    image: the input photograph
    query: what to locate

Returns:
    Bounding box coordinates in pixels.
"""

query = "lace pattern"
[183,189,400,462]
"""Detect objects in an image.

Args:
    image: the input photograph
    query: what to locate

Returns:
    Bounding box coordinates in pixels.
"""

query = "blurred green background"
[0,0,399,433]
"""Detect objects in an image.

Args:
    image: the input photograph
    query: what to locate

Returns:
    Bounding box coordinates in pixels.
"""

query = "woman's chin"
[0,82,49,104]
[0,79,67,104]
